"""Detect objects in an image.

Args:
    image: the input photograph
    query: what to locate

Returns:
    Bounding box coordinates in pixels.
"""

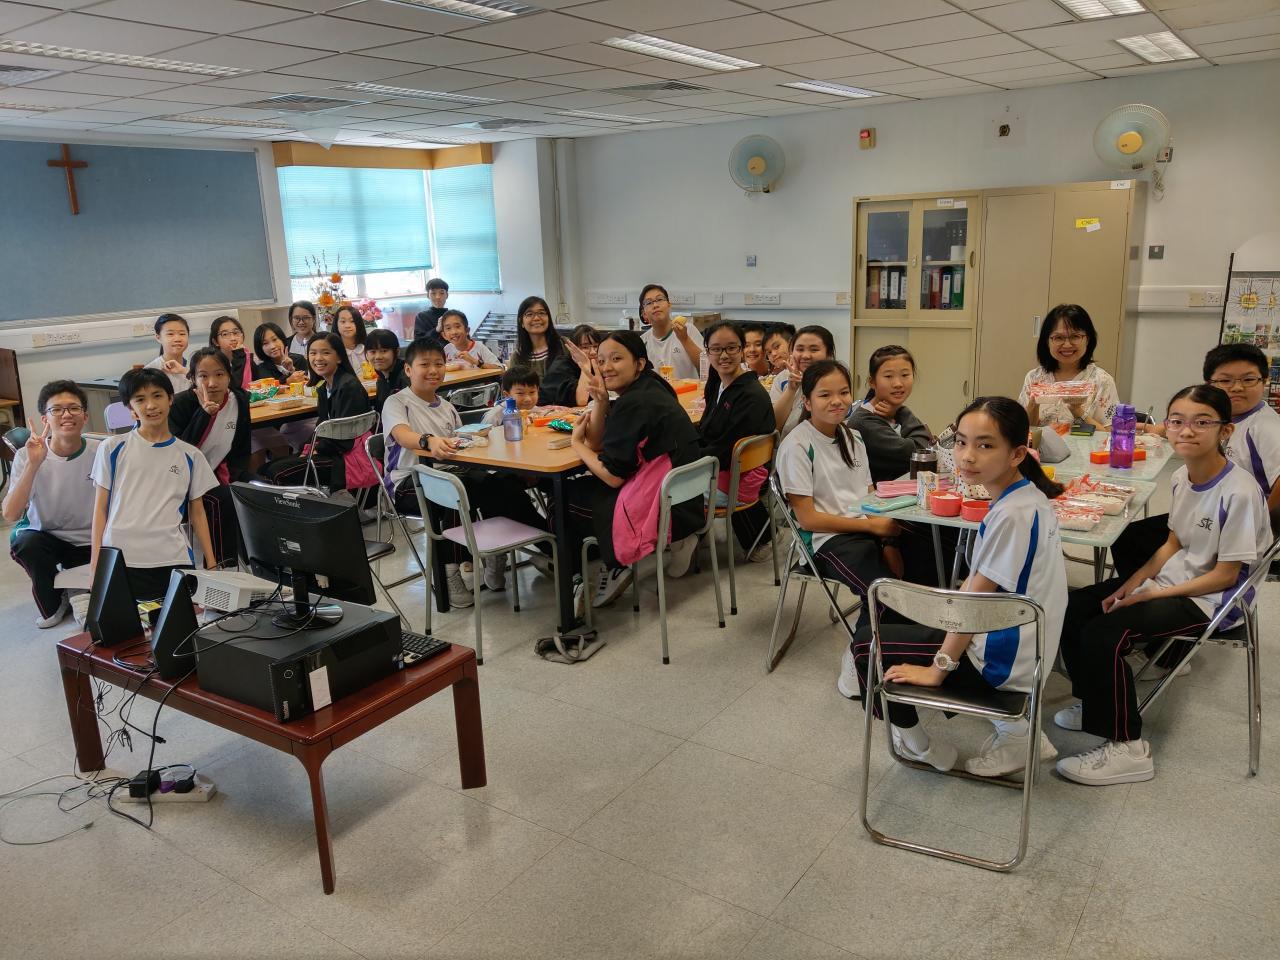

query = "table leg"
[297,742,336,895]
[949,530,968,590]
[428,502,450,615]
[452,661,487,790]
[550,473,577,631]
[1093,547,1106,583]
[930,525,945,588]
[59,651,105,773]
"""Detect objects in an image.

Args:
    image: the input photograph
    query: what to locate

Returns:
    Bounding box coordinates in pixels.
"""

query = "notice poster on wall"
[1219,266,1280,412]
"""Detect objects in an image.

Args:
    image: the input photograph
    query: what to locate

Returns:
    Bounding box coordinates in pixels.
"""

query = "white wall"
[568,60,1280,411]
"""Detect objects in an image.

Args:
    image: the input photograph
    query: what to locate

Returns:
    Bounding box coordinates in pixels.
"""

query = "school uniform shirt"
[769,373,804,438]
[641,323,704,381]
[345,343,368,376]
[169,387,250,484]
[143,355,190,394]
[373,365,409,414]
[382,390,461,486]
[227,347,253,391]
[966,478,1068,692]
[1226,400,1280,500]
[1017,363,1119,426]
[90,430,218,568]
[697,370,774,500]
[288,332,316,357]
[776,419,873,554]
[847,401,933,484]
[445,340,501,368]
[6,437,100,545]
[1145,461,1270,629]
[314,369,373,456]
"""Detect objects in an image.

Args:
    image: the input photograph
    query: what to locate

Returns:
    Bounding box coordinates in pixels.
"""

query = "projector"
[186,570,282,612]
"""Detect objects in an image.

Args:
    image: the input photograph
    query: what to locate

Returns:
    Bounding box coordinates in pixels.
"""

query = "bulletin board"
[1218,256,1280,412]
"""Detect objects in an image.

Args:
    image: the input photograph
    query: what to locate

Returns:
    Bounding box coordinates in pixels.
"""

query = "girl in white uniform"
[1055,384,1270,785]
[850,396,1068,777]
[770,325,834,438]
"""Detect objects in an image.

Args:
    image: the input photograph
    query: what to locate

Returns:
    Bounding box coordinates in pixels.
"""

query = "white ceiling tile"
[0,2,58,32]
[0,84,104,105]
[941,50,1063,75]
[203,71,335,93]
[654,13,818,49]
[323,101,422,119]
[236,15,427,53]
[781,0,954,34]
[537,67,656,89]
[721,35,866,66]
[22,72,178,96]
[648,89,765,107]
[1213,48,1280,62]
[829,66,952,86]
[470,53,596,78]
[967,62,1090,81]
[900,34,1034,65]
[120,118,226,130]
[141,84,276,106]
[448,11,616,50]
[569,0,755,31]
[46,105,158,120]
[581,98,688,115]
[87,0,306,34]
[1070,53,1142,68]
[399,109,490,124]
[537,40,649,68]
[869,76,997,92]
[976,0,1076,32]
[1015,12,1169,49]
[327,0,471,33]
[1043,39,1137,59]
[526,90,638,108]
[1157,0,1280,30]
[1199,33,1280,56]
[376,66,508,92]
[647,106,745,121]
[907,85,995,97]
[1183,15,1280,43]
[276,53,423,82]
[454,77,580,100]
[947,0,1038,8]
[836,13,997,51]
[370,35,518,66]
[6,12,210,56]
[465,102,562,120]
[693,65,817,91]
[1097,59,1208,76]
[720,0,819,9]
[161,36,315,70]
[75,63,224,82]
[788,52,910,79]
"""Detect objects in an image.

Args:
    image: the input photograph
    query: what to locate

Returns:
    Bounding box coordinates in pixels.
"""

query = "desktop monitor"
[151,570,199,680]
[86,547,144,648]
[229,483,375,627]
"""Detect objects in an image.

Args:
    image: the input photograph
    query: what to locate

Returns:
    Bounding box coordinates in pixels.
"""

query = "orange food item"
[1090,450,1109,464]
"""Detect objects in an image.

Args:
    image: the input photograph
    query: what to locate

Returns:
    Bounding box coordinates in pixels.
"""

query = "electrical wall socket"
[750,292,781,305]
[670,292,695,306]
[131,322,151,337]
[594,292,626,305]
[835,291,850,305]
[1188,291,1205,307]
[1206,290,1223,307]
[31,329,82,348]
[713,293,724,305]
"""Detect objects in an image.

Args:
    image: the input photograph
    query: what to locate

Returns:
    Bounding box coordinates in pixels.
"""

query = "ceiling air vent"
[603,81,710,97]
[238,94,366,112]
[0,63,62,86]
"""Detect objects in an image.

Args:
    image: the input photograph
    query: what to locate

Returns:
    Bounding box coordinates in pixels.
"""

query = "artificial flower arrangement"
[351,298,383,327]
[305,252,346,322]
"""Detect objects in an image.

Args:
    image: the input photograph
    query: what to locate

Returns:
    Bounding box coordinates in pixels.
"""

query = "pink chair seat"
[442,517,547,553]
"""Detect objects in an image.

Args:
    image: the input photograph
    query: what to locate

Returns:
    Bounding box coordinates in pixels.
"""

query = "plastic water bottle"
[502,397,523,442]
[1109,403,1135,469]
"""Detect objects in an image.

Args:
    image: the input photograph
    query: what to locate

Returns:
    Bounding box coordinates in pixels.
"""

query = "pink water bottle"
[1109,403,1135,469]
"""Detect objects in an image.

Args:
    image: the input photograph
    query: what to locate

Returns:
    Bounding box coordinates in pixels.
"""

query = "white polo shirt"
[382,389,462,487]
[1226,400,1280,501]
[967,478,1067,692]
[641,322,703,381]
[197,393,239,471]
[445,340,501,367]
[143,355,189,394]
[90,430,218,568]
[776,419,873,554]
[7,437,100,545]
[1148,461,1270,629]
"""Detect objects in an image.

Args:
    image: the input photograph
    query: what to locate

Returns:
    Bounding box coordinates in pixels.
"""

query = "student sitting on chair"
[850,396,1067,777]
[287,300,321,357]
[1113,343,1280,581]
[1054,385,1270,786]
[90,368,218,602]
[511,296,563,378]
[334,304,369,377]
[848,345,933,484]
[542,325,602,407]
[741,322,771,379]
[482,366,540,426]
[3,381,100,628]
[1019,304,1119,430]
[143,313,191,394]
[209,315,254,392]
[697,321,774,562]
[770,325,834,438]
[413,277,450,345]
[366,329,407,414]
[763,324,794,381]
[252,321,308,385]
[638,283,703,381]
[442,310,502,370]
[169,347,252,566]
[303,331,373,491]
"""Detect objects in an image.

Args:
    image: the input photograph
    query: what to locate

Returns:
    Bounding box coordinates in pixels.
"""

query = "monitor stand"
[271,570,345,629]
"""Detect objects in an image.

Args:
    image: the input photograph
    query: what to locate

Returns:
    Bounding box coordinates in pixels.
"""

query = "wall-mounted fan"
[1094,103,1172,197]
[729,135,785,194]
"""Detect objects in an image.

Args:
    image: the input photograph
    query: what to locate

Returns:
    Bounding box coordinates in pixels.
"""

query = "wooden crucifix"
[47,143,88,215]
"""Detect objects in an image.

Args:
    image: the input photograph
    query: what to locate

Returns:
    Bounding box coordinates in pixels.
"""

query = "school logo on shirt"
[1198,516,1214,531]
[169,464,181,476]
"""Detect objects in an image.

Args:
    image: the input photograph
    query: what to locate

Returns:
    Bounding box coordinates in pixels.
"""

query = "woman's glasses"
[1048,333,1087,345]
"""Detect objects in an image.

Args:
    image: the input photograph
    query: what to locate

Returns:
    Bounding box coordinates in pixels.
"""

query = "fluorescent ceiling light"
[341,82,498,103]
[0,40,246,76]
[557,109,660,123]
[603,34,759,72]
[379,0,533,20]
[0,101,55,112]
[1054,0,1146,19]
[1115,31,1198,62]
[171,115,292,128]
[781,80,881,98]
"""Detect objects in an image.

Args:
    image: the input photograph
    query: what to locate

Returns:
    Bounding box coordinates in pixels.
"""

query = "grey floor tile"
[741,922,864,960]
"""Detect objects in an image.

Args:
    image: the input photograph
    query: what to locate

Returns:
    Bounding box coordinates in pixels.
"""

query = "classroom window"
[428,164,502,294]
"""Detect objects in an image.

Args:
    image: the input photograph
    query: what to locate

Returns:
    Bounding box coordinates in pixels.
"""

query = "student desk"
[56,633,486,895]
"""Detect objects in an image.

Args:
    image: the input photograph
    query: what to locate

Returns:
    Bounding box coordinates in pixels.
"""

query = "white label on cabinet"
[1110,179,1131,189]
[936,198,954,207]
[1085,221,1101,233]
[953,199,967,208]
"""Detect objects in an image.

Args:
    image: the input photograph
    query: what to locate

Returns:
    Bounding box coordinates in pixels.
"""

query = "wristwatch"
[418,432,433,450]
[932,651,960,672]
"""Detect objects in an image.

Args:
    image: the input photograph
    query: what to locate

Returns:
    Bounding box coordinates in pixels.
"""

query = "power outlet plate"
[670,292,695,306]
[1206,290,1224,307]
[594,292,626,306]
[750,292,781,305]
[32,329,83,348]
[131,322,151,337]
[835,291,850,305]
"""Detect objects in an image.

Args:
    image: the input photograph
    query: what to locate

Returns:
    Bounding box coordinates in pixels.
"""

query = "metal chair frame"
[362,434,428,590]
[303,410,378,493]
[860,578,1046,872]
[411,464,561,665]
[103,401,135,434]
[444,381,500,411]
[713,432,780,615]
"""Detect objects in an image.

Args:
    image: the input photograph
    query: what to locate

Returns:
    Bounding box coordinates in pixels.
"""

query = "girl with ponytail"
[849,395,1068,779]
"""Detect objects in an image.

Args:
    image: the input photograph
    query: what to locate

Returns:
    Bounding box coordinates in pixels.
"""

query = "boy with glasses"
[637,283,703,380]
[2,381,100,628]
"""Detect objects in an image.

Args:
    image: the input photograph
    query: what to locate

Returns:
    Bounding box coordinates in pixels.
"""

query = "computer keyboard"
[401,630,450,666]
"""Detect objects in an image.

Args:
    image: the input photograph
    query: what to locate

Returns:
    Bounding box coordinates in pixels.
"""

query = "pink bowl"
[930,493,962,517]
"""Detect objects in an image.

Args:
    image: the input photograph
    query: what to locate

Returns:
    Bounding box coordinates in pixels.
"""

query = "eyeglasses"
[1163,417,1227,432]
[1048,333,1087,345]
[1208,376,1265,388]
[523,310,550,320]
[46,405,84,417]
[707,345,742,357]
[641,297,668,309]
[216,329,241,339]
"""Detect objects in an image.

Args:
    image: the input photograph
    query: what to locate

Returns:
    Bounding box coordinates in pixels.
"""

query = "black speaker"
[86,547,143,648]
[151,570,198,680]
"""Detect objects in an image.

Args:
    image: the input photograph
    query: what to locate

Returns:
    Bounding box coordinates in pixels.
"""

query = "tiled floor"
[1,510,1277,959]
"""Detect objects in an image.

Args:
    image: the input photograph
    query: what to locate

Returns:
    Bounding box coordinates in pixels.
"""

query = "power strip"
[114,773,217,804]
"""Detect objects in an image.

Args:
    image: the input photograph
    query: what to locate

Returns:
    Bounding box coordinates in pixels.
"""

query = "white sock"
[992,718,1030,739]
[893,723,929,753]
[1123,738,1145,754]
[446,563,459,576]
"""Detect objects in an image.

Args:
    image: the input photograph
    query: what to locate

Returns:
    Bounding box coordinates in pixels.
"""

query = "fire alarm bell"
[859,128,875,150]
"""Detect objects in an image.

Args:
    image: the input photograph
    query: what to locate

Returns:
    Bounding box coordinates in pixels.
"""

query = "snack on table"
[875,480,918,498]
[1052,501,1103,531]
[1027,380,1094,401]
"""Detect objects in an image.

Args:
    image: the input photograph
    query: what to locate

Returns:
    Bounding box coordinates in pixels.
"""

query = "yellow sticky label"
[1075,218,1100,229]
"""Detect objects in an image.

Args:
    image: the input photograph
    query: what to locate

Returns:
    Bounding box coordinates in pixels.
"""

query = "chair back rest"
[1199,533,1280,637]
[459,407,491,426]
[364,432,385,468]
[3,427,30,455]
[411,464,468,513]
[769,472,820,569]
[733,432,777,476]
[447,382,499,410]
[662,455,718,508]
[869,578,1043,642]
[104,402,135,432]
[314,411,377,442]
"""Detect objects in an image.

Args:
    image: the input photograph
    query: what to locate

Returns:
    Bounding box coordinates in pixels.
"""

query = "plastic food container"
[930,493,962,517]
[960,499,989,522]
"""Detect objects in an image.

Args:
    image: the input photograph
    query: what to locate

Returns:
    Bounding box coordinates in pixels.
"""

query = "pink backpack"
[611,438,674,567]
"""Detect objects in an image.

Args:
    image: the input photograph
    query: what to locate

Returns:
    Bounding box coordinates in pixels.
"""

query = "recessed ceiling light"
[379,0,534,20]
[170,115,293,128]
[1115,31,1198,62]
[0,40,246,76]
[603,34,759,72]
[0,101,55,112]
[1054,0,1146,20]
[781,80,881,99]
[556,109,661,123]
[341,82,499,104]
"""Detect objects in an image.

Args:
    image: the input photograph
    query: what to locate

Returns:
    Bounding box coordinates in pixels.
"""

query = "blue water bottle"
[1109,403,1135,469]
[502,396,523,442]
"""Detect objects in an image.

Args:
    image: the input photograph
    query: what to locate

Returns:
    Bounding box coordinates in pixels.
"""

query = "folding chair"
[303,410,378,493]
[582,455,725,663]
[712,432,780,615]
[1135,534,1280,776]
[363,434,428,590]
[765,473,863,673]
[445,381,500,411]
[104,402,135,433]
[860,578,1046,872]
[411,464,561,665]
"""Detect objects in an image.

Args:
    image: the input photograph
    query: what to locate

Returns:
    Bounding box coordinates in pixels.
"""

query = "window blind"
[428,164,502,292]
[277,166,432,278]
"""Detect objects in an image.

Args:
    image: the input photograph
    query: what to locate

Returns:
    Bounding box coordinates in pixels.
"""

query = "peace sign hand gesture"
[584,359,608,407]
[25,417,49,468]
[562,336,591,369]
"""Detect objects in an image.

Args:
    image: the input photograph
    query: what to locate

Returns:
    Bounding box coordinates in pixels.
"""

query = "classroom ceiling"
[0,0,1277,145]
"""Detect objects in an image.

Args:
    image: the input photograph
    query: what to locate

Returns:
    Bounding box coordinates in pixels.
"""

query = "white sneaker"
[446,569,475,608]
[483,554,507,591]
[1054,702,1083,731]
[664,534,698,578]
[36,596,70,629]
[1057,740,1155,786]
[748,539,773,563]
[68,592,90,629]
[573,577,586,621]
[964,729,1058,777]
[460,560,474,576]
[891,726,958,772]
[837,644,860,700]
[593,566,633,608]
